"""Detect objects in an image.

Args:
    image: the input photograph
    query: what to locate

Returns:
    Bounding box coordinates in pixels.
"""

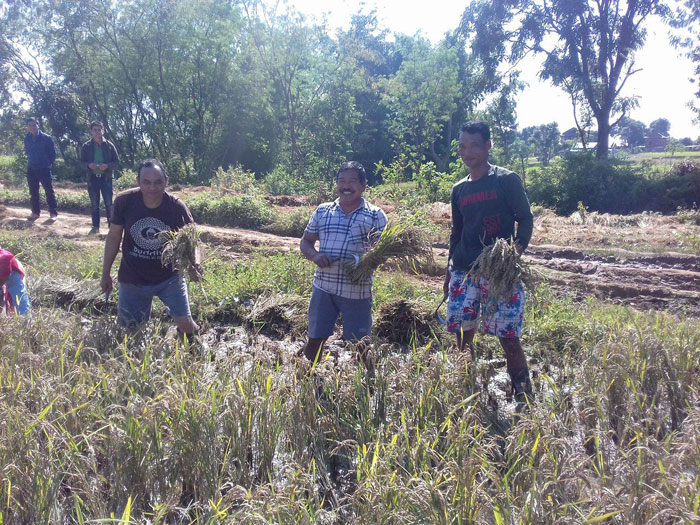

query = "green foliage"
[113,170,137,192]
[0,187,91,213]
[185,193,273,229]
[382,39,460,170]
[210,165,260,195]
[261,166,316,196]
[412,162,455,203]
[0,155,25,186]
[261,207,313,237]
[526,153,700,214]
[462,0,679,158]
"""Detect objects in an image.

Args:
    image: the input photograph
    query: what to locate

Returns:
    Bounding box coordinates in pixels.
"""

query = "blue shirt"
[305,198,388,299]
[24,130,56,170]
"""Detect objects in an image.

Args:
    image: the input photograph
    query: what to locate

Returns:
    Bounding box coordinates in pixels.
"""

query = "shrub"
[413,162,455,203]
[210,165,260,195]
[261,207,313,237]
[0,155,26,186]
[525,153,700,214]
[185,193,273,229]
[262,165,316,195]
[113,169,137,192]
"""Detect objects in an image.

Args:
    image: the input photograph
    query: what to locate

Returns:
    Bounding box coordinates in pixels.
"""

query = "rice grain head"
[159,224,201,276]
[467,238,542,305]
[344,223,434,283]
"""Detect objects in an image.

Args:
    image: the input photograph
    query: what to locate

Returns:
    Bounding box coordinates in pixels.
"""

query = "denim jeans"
[87,175,113,228]
[117,275,191,328]
[27,167,57,216]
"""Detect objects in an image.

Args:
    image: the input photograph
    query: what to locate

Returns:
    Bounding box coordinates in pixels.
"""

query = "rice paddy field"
[0,199,699,524]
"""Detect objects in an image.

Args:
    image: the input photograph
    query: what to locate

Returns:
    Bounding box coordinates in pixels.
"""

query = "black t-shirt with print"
[448,165,534,271]
[112,188,194,285]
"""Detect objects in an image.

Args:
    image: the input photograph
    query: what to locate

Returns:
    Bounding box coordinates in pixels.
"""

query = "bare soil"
[1,202,698,317]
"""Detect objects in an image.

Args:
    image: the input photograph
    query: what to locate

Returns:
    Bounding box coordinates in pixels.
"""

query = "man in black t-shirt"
[444,121,534,408]
[100,159,201,336]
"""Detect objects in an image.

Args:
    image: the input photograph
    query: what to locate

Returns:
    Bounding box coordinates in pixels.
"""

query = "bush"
[413,162,456,203]
[0,155,26,186]
[262,166,316,195]
[0,187,91,212]
[210,165,260,195]
[526,153,700,214]
[261,207,313,237]
[113,170,137,192]
[185,192,273,229]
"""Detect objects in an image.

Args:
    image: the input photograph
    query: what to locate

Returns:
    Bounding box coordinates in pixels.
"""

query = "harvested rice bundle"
[344,223,434,283]
[374,298,436,345]
[159,224,202,278]
[467,238,540,302]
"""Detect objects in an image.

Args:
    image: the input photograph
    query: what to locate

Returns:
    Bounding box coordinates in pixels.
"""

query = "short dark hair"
[90,120,103,130]
[460,120,491,142]
[336,161,367,185]
[137,159,167,180]
[26,117,38,125]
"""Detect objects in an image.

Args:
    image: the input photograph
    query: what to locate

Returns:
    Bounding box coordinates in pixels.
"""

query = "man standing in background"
[79,121,120,234]
[24,117,58,221]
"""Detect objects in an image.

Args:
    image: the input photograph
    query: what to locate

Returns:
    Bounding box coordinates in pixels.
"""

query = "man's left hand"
[99,164,108,170]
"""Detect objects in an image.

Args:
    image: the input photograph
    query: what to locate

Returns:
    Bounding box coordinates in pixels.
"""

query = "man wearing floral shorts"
[444,121,534,406]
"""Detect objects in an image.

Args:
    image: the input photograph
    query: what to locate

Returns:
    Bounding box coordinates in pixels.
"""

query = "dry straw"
[467,237,541,302]
[159,224,201,277]
[344,223,434,283]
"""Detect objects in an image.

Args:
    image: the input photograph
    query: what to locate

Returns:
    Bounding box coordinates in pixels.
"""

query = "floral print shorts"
[446,269,525,338]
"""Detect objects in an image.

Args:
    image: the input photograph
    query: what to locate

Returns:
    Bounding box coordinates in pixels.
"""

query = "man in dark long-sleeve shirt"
[444,120,534,408]
[24,117,58,220]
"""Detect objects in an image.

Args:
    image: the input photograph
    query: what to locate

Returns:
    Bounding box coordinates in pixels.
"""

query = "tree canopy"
[459,0,688,159]
[0,0,503,183]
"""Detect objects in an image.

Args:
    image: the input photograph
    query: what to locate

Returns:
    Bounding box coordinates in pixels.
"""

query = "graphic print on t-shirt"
[129,216,168,260]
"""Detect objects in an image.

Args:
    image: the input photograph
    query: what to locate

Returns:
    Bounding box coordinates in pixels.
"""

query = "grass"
[1,288,698,523]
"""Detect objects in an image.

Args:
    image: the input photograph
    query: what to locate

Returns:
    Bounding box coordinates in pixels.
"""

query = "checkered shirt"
[305,198,388,299]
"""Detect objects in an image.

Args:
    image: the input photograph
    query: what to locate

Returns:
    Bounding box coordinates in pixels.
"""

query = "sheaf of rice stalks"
[159,224,201,277]
[344,223,434,283]
[467,237,541,303]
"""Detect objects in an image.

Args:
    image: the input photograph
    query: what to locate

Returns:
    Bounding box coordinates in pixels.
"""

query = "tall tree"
[614,116,647,147]
[382,37,461,171]
[669,0,700,123]
[461,0,675,158]
[649,117,671,136]
[528,122,561,165]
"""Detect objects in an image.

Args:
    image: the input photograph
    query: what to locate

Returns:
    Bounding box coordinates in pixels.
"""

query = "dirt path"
[2,204,698,317]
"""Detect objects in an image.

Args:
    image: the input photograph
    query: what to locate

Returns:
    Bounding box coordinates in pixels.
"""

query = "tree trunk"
[595,113,610,159]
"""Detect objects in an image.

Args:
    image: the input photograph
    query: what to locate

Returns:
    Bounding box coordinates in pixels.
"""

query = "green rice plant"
[344,223,434,283]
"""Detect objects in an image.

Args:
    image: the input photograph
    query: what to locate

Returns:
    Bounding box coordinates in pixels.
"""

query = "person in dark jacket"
[24,117,57,220]
[444,120,535,408]
[79,121,120,234]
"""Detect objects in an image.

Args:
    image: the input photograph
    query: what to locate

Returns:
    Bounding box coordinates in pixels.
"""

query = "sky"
[278,0,699,139]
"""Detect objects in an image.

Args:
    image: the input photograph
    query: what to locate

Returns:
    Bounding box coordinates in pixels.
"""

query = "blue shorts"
[308,286,372,341]
[117,275,191,327]
[446,269,525,339]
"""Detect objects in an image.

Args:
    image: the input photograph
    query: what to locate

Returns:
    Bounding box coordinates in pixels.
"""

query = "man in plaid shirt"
[299,161,388,362]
